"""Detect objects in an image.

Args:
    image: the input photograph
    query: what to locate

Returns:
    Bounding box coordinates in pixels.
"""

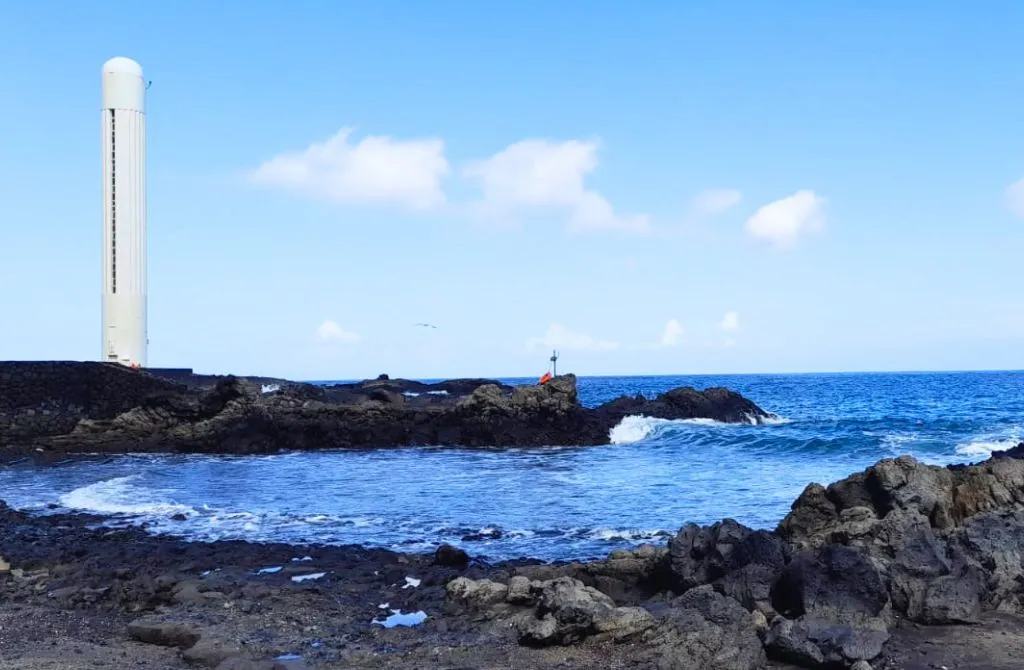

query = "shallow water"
[0,372,1020,561]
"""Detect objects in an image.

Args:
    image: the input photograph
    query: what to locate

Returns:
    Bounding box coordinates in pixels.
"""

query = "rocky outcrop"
[650,585,767,670]
[445,576,765,669]
[0,362,775,456]
[777,452,1024,622]
[0,361,184,442]
[595,386,772,426]
[621,447,1024,668]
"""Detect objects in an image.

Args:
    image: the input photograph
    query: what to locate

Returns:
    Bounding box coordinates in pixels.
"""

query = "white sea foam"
[58,476,195,517]
[606,411,790,448]
[403,576,421,589]
[880,432,923,455]
[427,390,449,396]
[505,529,536,539]
[291,572,326,583]
[587,527,668,542]
[261,384,281,394]
[758,414,792,426]
[402,391,421,397]
[609,416,668,444]
[955,437,1020,458]
[608,413,789,445]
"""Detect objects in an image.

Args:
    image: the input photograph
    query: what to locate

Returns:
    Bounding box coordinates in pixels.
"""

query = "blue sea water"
[0,372,1021,562]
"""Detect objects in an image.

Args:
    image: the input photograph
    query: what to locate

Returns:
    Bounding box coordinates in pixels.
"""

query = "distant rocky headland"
[0,361,776,459]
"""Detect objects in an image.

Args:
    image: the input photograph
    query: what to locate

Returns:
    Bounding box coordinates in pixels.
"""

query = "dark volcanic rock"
[0,362,776,456]
[646,586,767,670]
[776,452,1024,625]
[127,617,202,648]
[594,385,776,426]
[514,576,655,646]
[772,545,890,623]
[434,543,470,568]
[669,519,786,615]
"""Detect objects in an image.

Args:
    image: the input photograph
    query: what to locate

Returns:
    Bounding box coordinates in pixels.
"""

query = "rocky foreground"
[3,446,1024,669]
[0,361,774,458]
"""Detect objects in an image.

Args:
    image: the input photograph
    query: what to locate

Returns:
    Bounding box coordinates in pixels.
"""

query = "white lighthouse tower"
[101,57,147,367]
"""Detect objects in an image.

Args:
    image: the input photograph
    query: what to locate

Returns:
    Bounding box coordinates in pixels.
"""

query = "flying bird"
[413,323,438,329]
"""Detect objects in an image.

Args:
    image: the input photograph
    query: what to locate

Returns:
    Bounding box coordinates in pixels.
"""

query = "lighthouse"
[100,57,147,367]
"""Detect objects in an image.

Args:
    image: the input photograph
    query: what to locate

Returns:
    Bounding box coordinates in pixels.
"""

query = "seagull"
[413,323,438,329]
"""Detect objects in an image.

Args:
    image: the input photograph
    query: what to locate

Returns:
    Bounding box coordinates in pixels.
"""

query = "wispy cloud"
[1005,177,1024,218]
[719,310,739,332]
[316,320,360,344]
[464,139,649,233]
[689,188,742,216]
[251,128,449,210]
[526,324,620,352]
[660,319,685,347]
[746,190,826,248]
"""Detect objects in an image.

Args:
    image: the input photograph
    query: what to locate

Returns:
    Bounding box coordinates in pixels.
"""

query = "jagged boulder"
[446,577,509,609]
[776,452,1024,623]
[772,545,890,623]
[764,614,888,668]
[669,519,786,615]
[948,509,1024,615]
[647,586,767,670]
[594,386,776,426]
[763,544,890,665]
[515,577,654,645]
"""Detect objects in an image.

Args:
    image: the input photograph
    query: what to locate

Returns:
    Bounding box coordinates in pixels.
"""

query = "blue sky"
[2,2,1024,379]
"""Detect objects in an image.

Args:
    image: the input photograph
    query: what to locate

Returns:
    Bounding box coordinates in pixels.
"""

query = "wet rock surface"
[0,362,776,458]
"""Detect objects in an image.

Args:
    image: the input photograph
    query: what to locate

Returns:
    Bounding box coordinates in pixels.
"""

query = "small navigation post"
[550,350,559,377]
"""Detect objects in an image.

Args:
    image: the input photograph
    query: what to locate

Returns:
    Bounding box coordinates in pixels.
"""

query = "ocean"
[1,371,1021,562]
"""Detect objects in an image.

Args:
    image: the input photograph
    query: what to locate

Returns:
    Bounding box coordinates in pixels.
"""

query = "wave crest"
[59,475,195,517]
[955,437,1021,458]
[608,413,790,444]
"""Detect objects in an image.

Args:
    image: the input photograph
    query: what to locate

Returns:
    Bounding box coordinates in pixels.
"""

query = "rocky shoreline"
[3,362,1024,668]
[0,361,775,459]
[3,444,1024,668]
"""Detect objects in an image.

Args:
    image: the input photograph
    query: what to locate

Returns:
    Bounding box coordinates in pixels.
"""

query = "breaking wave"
[955,436,1021,458]
[608,413,790,444]
[59,475,196,517]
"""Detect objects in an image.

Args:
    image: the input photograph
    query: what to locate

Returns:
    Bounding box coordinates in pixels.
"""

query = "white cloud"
[463,139,649,233]
[690,189,742,216]
[720,311,740,332]
[661,319,685,347]
[1005,177,1024,218]
[527,324,619,352]
[745,190,826,247]
[316,320,360,344]
[251,128,449,210]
